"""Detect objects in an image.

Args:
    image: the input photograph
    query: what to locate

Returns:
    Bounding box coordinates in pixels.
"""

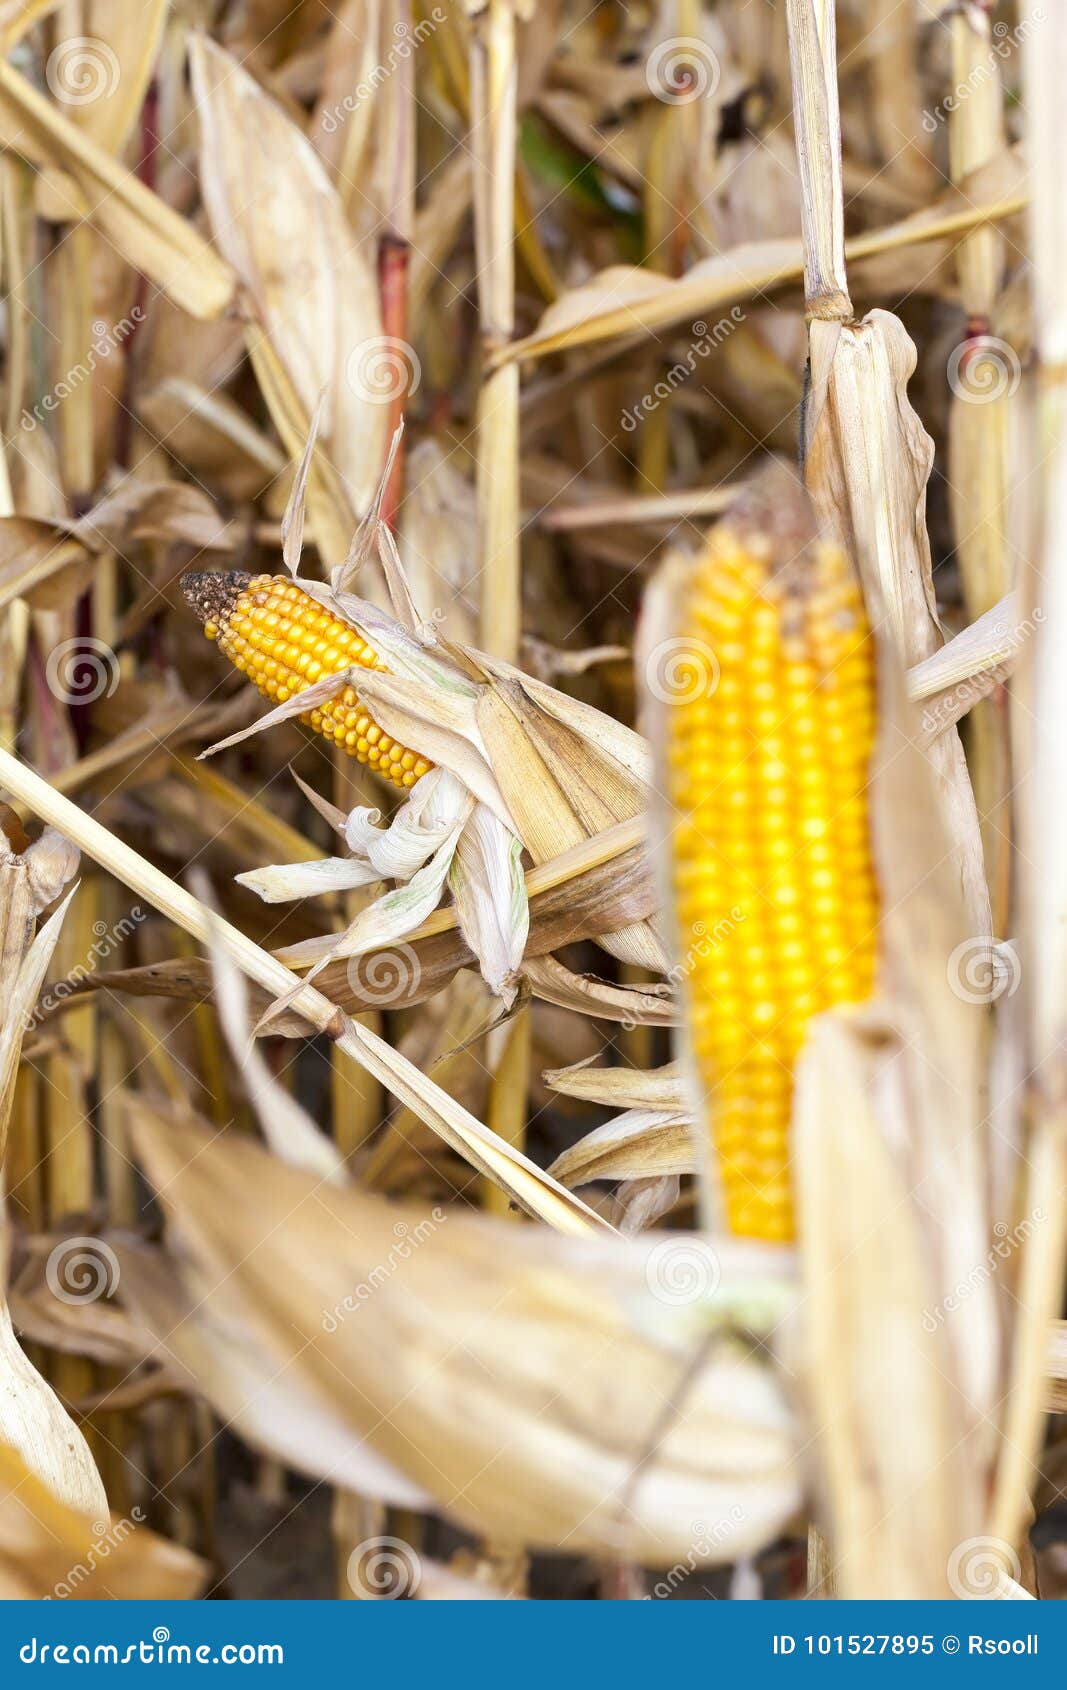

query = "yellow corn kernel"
[181,571,433,791]
[666,524,878,1242]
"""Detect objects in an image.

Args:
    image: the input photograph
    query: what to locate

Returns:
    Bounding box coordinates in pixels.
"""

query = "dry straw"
[0,0,1061,1604]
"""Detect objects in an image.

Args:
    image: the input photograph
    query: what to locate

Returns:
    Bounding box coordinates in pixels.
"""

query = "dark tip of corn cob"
[181,570,434,790]
[181,570,253,631]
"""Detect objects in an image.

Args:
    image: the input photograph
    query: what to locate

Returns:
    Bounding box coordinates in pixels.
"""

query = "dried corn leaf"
[0,59,233,319]
[44,0,169,160]
[190,36,386,523]
[125,1109,802,1566]
[503,182,1026,364]
[544,1058,685,1112]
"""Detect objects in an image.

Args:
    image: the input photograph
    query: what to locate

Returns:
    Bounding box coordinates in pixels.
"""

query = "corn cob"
[181,571,433,790]
[665,508,878,1242]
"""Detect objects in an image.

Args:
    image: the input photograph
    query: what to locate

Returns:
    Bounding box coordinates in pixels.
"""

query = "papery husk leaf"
[235,855,379,905]
[0,1296,107,1523]
[524,956,676,1025]
[449,802,529,1005]
[544,1058,685,1112]
[189,37,385,519]
[804,308,991,937]
[476,684,664,970]
[125,1111,802,1566]
[547,1109,696,1189]
[860,645,999,1460]
[791,1006,974,1599]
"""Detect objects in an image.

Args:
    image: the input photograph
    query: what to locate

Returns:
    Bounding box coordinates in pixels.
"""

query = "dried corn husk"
[123,1106,802,1566]
[189,36,386,532]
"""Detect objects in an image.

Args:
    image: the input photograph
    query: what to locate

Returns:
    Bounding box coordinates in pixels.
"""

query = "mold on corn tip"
[181,571,433,791]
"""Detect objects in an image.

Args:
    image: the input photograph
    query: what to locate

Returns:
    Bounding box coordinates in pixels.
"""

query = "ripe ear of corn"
[665,502,879,1243]
[181,571,434,790]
